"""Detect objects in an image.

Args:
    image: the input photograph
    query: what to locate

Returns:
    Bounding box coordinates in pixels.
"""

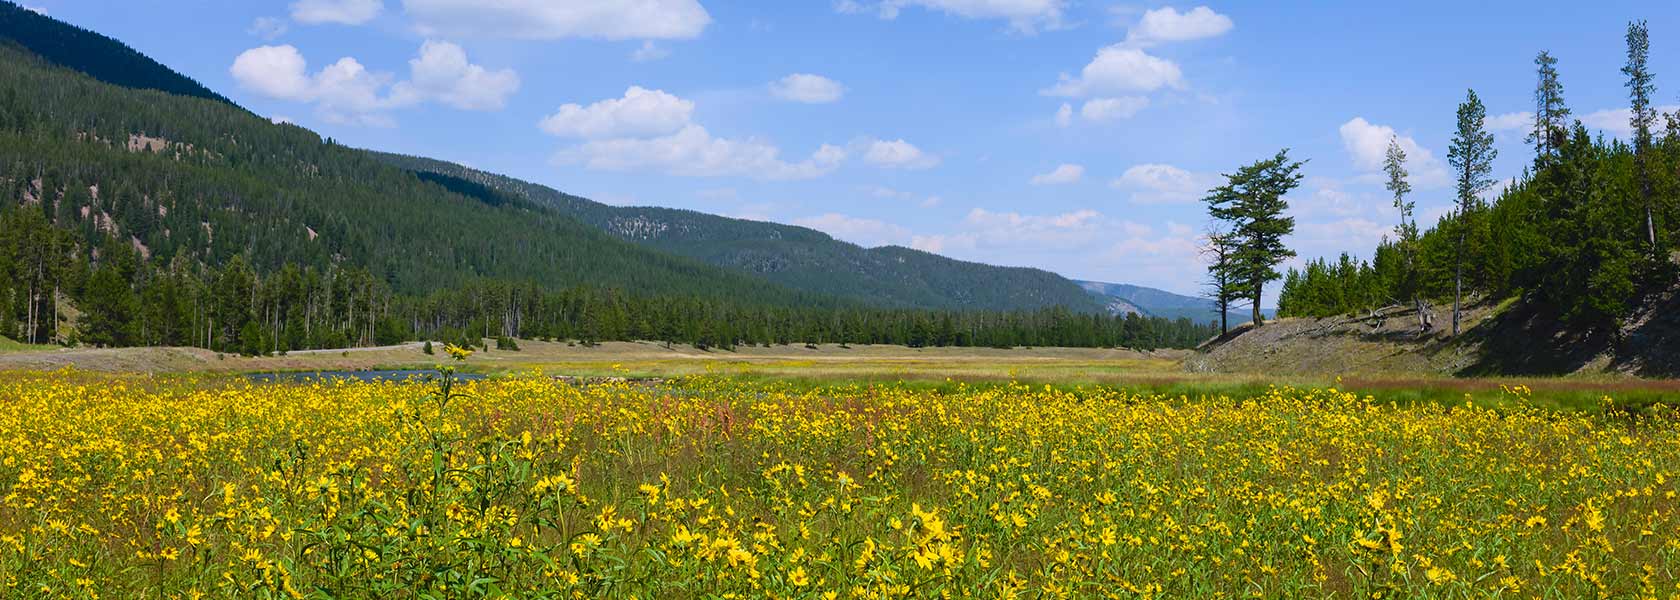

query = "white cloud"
[388,41,519,111]
[1579,105,1680,137]
[1042,46,1183,97]
[290,0,382,25]
[270,115,295,125]
[630,41,670,62]
[544,86,846,179]
[23,5,45,15]
[1054,103,1073,127]
[911,207,1107,257]
[231,45,316,101]
[770,73,845,104]
[1123,6,1233,47]
[838,0,1066,33]
[403,0,710,40]
[1110,163,1216,204]
[1486,111,1533,133]
[539,86,695,138]
[1080,96,1149,121]
[231,42,516,126]
[795,213,912,247]
[1338,117,1448,187]
[556,125,846,180]
[249,16,290,40]
[1030,163,1083,185]
[861,138,940,169]
[963,207,1102,244]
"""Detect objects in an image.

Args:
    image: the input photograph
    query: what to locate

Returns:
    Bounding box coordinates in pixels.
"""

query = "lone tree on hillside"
[1201,226,1241,336]
[1624,20,1658,252]
[1204,149,1306,328]
[1447,89,1498,336]
[1383,136,1430,332]
[1530,50,1571,161]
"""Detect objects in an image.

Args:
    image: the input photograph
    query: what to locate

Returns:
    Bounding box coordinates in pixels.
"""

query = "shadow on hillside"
[1455,297,1610,377]
[1197,322,1256,351]
[1610,286,1680,377]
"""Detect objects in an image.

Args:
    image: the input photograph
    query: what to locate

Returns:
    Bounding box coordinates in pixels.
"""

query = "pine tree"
[1205,150,1306,328]
[1383,136,1430,331]
[1201,227,1240,335]
[1447,89,1498,335]
[1529,51,1570,161]
[1624,20,1658,251]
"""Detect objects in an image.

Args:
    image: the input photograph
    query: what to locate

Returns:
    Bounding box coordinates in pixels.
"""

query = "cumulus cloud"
[770,73,845,104]
[1030,163,1083,185]
[1054,103,1073,127]
[860,138,940,169]
[543,86,847,179]
[389,41,519,110]
[556,126,846,180]
[837,0,1066,33]
[290,0,383,25]
[910,207,1113,257]
[539,86,694,138]
[1338,117,1449,187]
[1485,111,1533,133]
[1579,105,1680,136]
[230,42,516,126]
[403,0,710,40]
[1042,46,1182,97]
[794,213,913,247]
[1123,6,1233,47]
[1110,164,1216,204]
[231,45,318,101]
[1080,96,1149,121]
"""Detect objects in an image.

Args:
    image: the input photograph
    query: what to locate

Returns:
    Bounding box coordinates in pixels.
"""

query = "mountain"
[0,2,234,106]
[0,0,1101,317]
[1077,280,1214,322]
[0,18,820,305]
[1076,280,1278,324]
[369,152,1105,313]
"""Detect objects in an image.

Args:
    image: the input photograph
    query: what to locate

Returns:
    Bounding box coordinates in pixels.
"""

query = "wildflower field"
[2,370,1679,598]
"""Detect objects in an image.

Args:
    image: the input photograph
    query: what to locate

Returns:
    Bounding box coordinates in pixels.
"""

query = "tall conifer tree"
[1447,89,1498,336]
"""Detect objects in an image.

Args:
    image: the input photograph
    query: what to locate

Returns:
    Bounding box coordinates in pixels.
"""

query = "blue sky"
[25,1,1680,301]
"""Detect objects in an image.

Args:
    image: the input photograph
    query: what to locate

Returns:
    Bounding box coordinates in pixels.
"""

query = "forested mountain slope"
[370,152,1105,312]
[0,5,1222,353]
[0,43,809,303]
[0,2,233,106]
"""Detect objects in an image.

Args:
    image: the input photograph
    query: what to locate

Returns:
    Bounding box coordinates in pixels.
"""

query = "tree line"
[1223,21,1678,338]
[0,203,1217,351]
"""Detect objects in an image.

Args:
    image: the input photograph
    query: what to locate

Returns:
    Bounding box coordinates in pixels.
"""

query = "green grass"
[0,337,54,354]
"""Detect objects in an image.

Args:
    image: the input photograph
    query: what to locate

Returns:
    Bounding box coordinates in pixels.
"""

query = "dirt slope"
[1189,289,1680,378]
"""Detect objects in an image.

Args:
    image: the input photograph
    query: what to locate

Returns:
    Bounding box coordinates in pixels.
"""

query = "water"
[245,369,488,383]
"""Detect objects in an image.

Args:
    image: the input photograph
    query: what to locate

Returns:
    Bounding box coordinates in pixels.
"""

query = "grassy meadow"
[3,350,1680,597]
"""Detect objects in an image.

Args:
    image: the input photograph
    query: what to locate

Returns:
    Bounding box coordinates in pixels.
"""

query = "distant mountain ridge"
[370,152,1107,313]
[1076,280,1276,325]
